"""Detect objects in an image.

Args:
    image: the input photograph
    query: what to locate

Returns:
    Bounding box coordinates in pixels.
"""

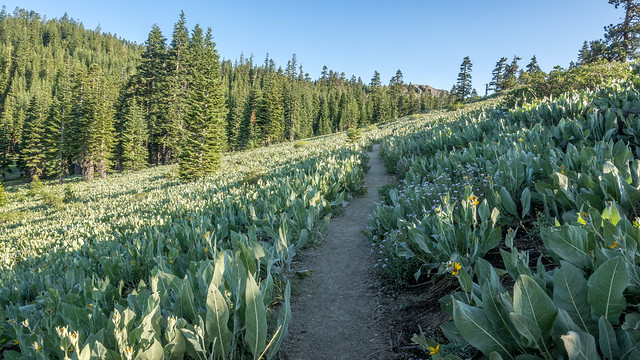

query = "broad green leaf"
[396,242,415,258]
[140,339,163,360]
[499,187,518,217]
[553,261,593,333]
[482,283,517,345]
[555,308,582,334]
[561,331,600,360]
[452,300,513,358]
[296,229,309,249]
[267,281,292,359]
[513,275,557,339]
[521,188,531,218]
[540,226,589,268]
[588,256,629,323]
[205,282,232,359]
[181,278,196,322]
[598,316,620,360]
[511,159,525,190]
[245,273,267,360]
[509,312,543,348]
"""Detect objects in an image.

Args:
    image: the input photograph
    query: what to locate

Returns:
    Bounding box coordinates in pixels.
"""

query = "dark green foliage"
[605,0,640,61]
[179,26,227,180]
[370,71,386,123]
[134,24,172,165]
[456,56,473,101]
[579,1,640,63]
[256,73,284,145]
[489,57,508,93]
[236,85,260,151]
[502,55,522,90]
[120,97,148,171]
[72,64,117,181]
[44,67,74,183]
[21,91,49,178]
[316,95,332,135]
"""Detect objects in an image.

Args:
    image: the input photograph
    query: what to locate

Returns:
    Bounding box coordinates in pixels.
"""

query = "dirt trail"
[279,144,395,360]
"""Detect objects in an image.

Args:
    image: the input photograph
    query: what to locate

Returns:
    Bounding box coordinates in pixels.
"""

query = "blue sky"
[4,1,623,92]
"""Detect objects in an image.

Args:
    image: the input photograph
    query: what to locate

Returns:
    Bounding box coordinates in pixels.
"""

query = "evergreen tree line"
[0,7,448,182]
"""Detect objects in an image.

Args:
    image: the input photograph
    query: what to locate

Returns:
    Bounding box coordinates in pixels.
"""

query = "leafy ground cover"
[0,132,379,359]
[369,66,640,359]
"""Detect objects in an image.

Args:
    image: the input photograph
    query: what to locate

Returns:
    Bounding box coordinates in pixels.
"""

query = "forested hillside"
[0,7,446,182]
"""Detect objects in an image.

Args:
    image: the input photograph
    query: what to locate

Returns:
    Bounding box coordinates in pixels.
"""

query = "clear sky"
[3,1,623,92]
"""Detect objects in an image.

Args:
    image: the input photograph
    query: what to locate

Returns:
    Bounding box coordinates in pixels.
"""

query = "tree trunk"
[82,159,94,182]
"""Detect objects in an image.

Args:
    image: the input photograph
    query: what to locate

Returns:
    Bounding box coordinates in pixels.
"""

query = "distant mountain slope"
[408,84,448,97]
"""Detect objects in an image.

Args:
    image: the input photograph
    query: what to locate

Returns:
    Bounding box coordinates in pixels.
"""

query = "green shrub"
[63,184,76,203]
[42,191,63,209]
[346,128,362,144]
[293,140,310,148]
[0,182,8,207]
[26,176,44,196]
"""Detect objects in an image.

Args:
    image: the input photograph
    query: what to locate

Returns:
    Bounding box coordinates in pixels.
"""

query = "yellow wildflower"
[452,262,462,276]
[204,248,208,253]
[519,138,524,142]
[468,195,479,206]
[124,347,134,360]
[13,339,18,345]
[610,241,618,249]
[429,344,440,355]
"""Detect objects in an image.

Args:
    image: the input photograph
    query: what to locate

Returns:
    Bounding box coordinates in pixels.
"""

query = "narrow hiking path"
[279,144,395,360]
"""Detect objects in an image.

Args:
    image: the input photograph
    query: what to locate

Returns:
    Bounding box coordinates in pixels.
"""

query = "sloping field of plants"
[0,132,380,359]
[368,68,640,359]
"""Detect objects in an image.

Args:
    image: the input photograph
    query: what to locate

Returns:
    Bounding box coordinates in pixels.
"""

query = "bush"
[346,128,362,144]
[42,191,63,209]
[293,140,310,148]
[0,182,8,207]
[63,184,76,203]
[26,176,44,197]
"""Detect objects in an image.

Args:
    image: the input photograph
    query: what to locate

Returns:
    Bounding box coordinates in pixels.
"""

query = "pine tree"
[72,64,117,181]
[577,41,591,64]
[503,55,521,90]
[370,70,385,123]
[455,56,473,101]
[256,73,284,146]
[388,69,405,118]
[525,55,541,74]
[166,11,190,165]
[489,57,507,93]
[316,94,331,135]
[136,24,170,165]
[44,66,73,183]
[120,97,148,171]
[236,85,260,150]
[21,91,49,179]
[179,26,226,180]
[605,0,640,61]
